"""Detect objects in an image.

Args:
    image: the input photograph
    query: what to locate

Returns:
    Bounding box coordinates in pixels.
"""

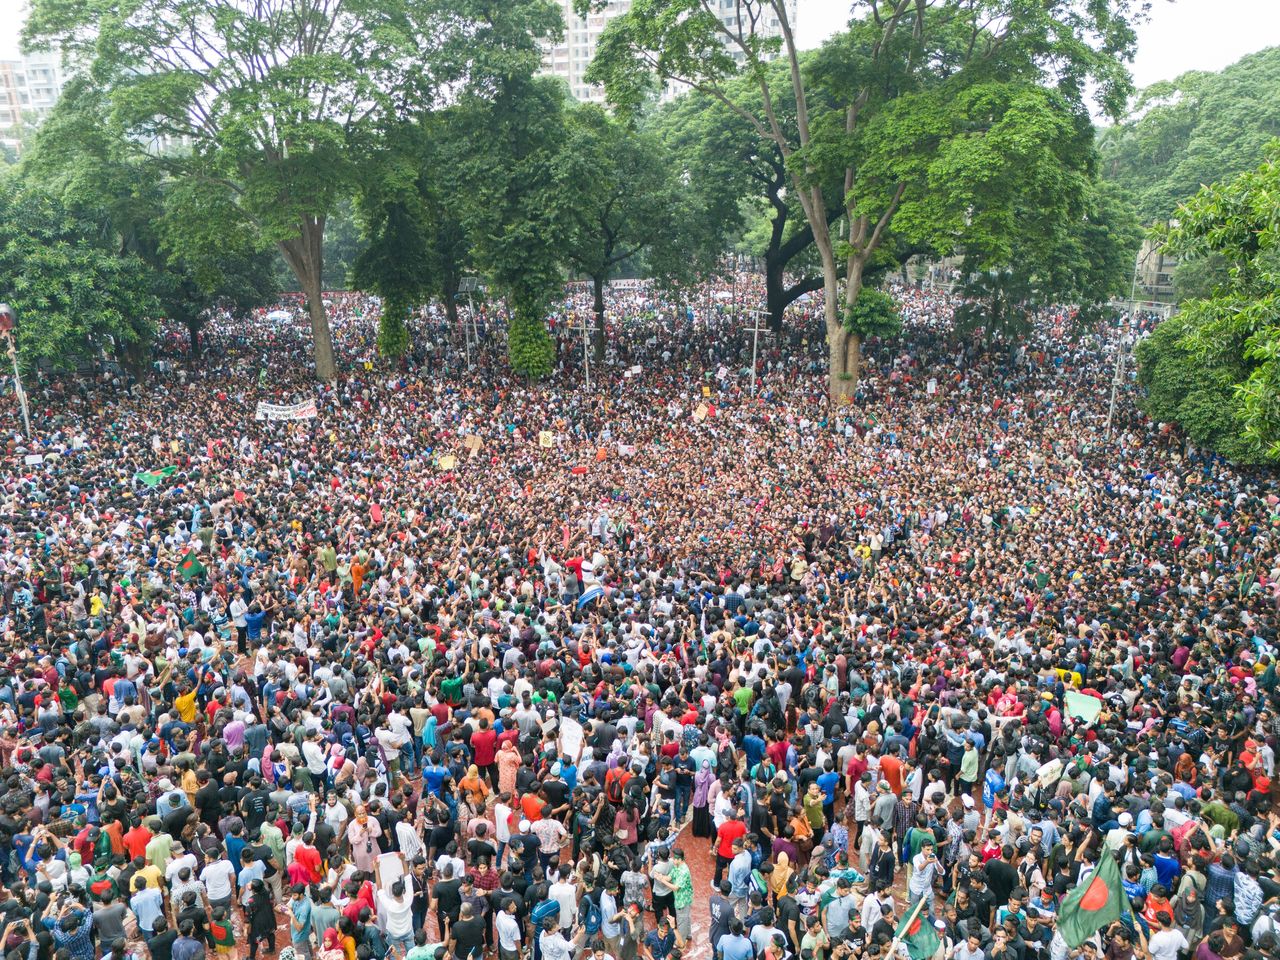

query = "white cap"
[961,795,974,808]
[1118,812,1133,826]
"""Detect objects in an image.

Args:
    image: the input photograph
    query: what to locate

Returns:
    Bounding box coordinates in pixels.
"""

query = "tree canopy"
[1136,142,1280,462]
[24,0,562,379]
[585,0,1143,402]
[1098,46,1280,224]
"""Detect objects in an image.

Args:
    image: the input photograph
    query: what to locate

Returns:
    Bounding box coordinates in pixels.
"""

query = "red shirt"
[123,824,153,861]
[471,728,497,767]
[294,844,322,883]
[880,755,904,795]
[716,819,747,858]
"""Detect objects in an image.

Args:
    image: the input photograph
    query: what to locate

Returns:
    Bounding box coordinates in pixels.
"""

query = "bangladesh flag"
[135,465,178,487]
[894,904,940,960]
[178,550,207,581]
[1058,849,1127,948]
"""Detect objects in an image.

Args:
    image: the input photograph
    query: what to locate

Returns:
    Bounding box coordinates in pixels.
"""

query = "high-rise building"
[541,0,798,104]
[0,51,64,129]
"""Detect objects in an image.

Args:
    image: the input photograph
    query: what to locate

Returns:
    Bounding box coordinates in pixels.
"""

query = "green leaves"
[843,287,901,340]
[1138,143,1280,461]
[0,184,160,369]
[1099,48,1280,225]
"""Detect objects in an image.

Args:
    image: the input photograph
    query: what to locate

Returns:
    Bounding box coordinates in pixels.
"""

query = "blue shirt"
[290,896,314,944]
[817,771,840,804]
[718,934,754,960]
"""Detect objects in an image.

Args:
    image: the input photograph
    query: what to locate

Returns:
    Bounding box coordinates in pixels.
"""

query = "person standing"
[290,883,316,960]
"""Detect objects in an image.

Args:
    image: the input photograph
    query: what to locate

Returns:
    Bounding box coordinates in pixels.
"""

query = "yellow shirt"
[174,689,198,723]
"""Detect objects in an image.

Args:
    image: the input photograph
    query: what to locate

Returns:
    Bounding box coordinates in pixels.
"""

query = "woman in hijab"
[316,928,346,960]
[497,740,520,796]
[245,877,276,960]
[691,759,716,838]
[459,763,489,807]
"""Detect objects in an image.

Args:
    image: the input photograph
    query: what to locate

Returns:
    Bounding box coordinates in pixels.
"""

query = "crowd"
[0,273,1277,960]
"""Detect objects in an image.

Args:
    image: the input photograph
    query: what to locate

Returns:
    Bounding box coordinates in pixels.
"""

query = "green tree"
[0,184,160,370]
[1098,47,1280,224]
[554,104,685,363]
[25,0,561,380]
[586,0,1140,403]
[1138,143,1280,461]
[955,179,1142,336]
[453,76,568,379]
[351,110,475,358]
[21,77,278,362]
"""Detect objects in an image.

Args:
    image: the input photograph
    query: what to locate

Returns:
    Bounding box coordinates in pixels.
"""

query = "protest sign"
[538,431,555,448]
[693,403,708,422]
[254,399,318,421]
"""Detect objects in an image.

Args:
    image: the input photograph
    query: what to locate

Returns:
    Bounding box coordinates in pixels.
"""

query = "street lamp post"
[747,309,766,397]
[0,304,31,440]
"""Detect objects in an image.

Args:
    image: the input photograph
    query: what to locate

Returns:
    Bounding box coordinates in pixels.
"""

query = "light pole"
[459,277,484,369]
[0,304,31,440]
[1106,244,1152,440]
[580,309,591,389]
[747,309,766,397]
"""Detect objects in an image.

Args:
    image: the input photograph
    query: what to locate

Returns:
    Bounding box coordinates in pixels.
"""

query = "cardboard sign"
[617,443,636,457]
[463,435,483,452]
[693,404,708,422]
[702,386,711,397]
[538,431,555,448]
[23,454,43,465]
[439,455,457,470]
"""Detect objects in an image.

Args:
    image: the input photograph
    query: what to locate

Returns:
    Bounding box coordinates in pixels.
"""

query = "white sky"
[796,0,1280,89]
[1,0,1277,96]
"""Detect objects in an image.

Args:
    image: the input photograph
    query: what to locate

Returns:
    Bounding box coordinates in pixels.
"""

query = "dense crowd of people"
[0,274,1277,960]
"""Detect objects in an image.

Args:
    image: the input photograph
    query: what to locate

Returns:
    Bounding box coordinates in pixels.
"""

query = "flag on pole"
[893,899,939,960]
[1057,849,1127,948]
[178,550,207,581]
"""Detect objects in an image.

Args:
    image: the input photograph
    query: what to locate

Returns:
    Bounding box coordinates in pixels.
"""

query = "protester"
[0,275,1275,960]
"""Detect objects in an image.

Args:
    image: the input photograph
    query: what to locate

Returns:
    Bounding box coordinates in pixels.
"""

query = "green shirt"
[669,861,693,910]
[733,686,754,716]
[259,821,286,868]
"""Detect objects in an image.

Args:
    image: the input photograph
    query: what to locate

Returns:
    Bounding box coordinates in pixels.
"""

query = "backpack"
[583,897,602,935]
[605,768,630,804]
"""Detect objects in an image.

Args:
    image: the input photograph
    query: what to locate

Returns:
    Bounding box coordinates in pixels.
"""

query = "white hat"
[1118,812,1133,826]
[961,795,974,808]
[519,820,531,832]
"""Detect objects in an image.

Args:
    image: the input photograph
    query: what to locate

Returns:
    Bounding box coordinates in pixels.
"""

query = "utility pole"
[459,277,483,370]
[747,309,766,397]
[1106,245,1148,440]
[0,304,30,440]
[580,310,591,389]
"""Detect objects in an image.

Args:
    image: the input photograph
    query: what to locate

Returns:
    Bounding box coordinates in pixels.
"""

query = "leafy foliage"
[24,0,563,379]
[0,184,160,369]
[1137,143,1280,461]
[584,0,1142,401]
[843,287,901,340]
[1098,47,1280,224]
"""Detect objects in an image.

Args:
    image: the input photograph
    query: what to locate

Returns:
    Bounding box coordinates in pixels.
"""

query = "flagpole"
[889,894,932,960]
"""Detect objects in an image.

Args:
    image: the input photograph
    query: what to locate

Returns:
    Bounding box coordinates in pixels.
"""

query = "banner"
[254,399,318,421]
[617,443,636,457]
[1064,690,1103,724]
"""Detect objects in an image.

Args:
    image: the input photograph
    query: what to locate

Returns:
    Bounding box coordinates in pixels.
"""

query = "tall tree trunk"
[186,318,202,363]
[278,215,337,380]
[591,274,606,366]
[765,254,786,333]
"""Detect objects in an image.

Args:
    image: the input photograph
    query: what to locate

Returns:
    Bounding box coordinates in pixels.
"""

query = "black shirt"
[149,929,178,960]
[435,878,462,918]
[986,859,1019,908]
[452,916,486,958]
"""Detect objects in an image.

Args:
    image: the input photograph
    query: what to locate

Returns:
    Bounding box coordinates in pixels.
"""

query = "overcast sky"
[1,0,1277,96]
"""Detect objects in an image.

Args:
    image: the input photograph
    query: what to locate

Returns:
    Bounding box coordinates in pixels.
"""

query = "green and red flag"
[894,902,940,960]
[178,550,207,581]
[1058,849,1127,948]
[135,465,178,487]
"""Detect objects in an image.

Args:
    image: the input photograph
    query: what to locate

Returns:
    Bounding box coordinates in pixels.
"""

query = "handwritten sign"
[538,431,555,449]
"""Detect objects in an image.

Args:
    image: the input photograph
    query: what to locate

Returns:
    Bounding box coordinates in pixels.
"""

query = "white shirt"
[200,859,237,900]
[377,889,415,938]
[1147,929,1187,960]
